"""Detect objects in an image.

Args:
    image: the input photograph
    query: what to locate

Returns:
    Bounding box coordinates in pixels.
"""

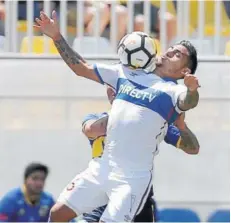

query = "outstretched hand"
[34,10,60,40]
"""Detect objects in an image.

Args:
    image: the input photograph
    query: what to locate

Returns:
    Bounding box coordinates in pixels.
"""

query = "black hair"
[179,40,198,74]
[24,162,49,180]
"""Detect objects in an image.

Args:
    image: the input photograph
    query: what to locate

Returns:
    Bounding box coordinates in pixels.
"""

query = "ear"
[181,67,191,75]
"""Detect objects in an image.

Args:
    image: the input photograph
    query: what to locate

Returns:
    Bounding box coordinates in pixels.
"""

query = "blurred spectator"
[132,2,177,45]
[0,0,4,21]
[0,0,4,36]
[101,1,128,41]
[67,1,110,37]
[0,163,54,222]
[67,1,127,41]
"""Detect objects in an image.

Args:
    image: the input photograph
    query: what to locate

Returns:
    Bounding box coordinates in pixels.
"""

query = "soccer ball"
[117,32,157,72]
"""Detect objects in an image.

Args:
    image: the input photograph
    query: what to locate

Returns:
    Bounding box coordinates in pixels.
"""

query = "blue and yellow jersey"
[164,124,182,148]
[0,187,54,222]
[82,112,182,159]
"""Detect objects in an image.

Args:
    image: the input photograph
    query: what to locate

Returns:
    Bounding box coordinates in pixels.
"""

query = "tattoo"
[179,125,200,152]
[54,35,86,68]
[178,90,199,111]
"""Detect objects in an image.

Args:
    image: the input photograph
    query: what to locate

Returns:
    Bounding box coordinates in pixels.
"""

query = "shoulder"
[0,187,22,201]
[93,63,120,72]
[155,80,187,95]
[40,191,54,203]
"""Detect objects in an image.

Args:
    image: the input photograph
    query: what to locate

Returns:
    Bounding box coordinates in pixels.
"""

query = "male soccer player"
[0,163,54,222]
[80,86,199,222]
[35,11,200,222]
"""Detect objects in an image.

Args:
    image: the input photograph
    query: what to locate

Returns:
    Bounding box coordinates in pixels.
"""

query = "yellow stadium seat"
[17,20,41,33]
[151,0,176,16]
[20,36,58,54]
[225,41,230,56]
[188,0,230,36]
[153,38,161,55]
[18,20,77,36]
[17,20,27,32]
[204,25,230,37]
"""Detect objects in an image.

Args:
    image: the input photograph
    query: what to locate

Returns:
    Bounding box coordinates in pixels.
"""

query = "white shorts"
[57,164,153,222]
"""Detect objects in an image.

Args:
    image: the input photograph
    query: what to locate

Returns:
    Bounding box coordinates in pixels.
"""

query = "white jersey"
[93,63,187,175]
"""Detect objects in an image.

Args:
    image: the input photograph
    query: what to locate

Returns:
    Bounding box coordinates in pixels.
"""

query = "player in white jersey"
[80,86,199,223]
[35,11,200,222]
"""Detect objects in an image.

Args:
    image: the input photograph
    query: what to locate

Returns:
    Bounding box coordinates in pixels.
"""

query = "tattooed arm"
[178,124,200,154]
[177,74,200,111]
[174,113,200,154]
[53,34,100,83]
[177,89,199,111]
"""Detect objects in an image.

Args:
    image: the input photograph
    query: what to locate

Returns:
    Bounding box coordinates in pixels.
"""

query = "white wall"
[0,58,229,220]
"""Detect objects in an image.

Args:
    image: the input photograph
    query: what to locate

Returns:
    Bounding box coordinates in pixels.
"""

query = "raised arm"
[177,74,200,111]
[177,89,199,111]
[34,11,100,83]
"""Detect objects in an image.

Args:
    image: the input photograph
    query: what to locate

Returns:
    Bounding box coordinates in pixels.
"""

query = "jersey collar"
[22,185,40,206]
[162,77,178,84]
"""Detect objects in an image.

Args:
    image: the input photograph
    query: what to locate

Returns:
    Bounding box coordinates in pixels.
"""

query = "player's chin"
[155,62,162,67]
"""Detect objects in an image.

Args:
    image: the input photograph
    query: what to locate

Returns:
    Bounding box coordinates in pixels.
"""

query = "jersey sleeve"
[82,113,103,133]
[164,124,181,147]
[49,196,55,208]
[0,194,17,222]
[82,113,109,128]
[170,84,188,114]
[93,63,119,89]
[82,113,100,126]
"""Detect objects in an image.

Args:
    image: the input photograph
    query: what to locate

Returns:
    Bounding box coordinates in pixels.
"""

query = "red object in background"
[0,214,8,221]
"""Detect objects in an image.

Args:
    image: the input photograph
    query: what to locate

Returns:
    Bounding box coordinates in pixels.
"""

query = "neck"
[154,67,178,83]
[23,185,40,204]
[154,67,164,77]
[154,67,167,78]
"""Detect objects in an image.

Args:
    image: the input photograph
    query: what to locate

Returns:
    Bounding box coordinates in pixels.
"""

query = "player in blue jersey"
[79,86,199,222]
[0,163,54,222]
[36,12,200,222]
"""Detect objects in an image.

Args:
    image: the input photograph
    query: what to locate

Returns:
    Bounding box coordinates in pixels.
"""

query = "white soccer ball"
[117,32,157,72]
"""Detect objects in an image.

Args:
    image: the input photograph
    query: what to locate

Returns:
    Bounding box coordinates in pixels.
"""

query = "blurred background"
[0,0,230,222]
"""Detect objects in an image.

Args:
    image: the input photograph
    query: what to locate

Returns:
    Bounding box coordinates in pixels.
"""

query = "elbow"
[191,99,199,109]
[191,92,200,109]
[83,125,97,139]
[187,146,200,155]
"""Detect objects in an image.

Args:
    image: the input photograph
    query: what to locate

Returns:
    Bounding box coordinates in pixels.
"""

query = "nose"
[35,180,44,188]
[166,49,174,58]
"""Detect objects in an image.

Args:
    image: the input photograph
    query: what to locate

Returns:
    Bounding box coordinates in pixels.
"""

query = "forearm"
[53,34,86,69]
[53,34,100,82]
[178,125,200,154]
[178,90,199,111]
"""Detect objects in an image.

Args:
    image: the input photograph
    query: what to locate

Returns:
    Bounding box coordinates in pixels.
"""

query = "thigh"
[101,174,153,222]
[57,168,108,216]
